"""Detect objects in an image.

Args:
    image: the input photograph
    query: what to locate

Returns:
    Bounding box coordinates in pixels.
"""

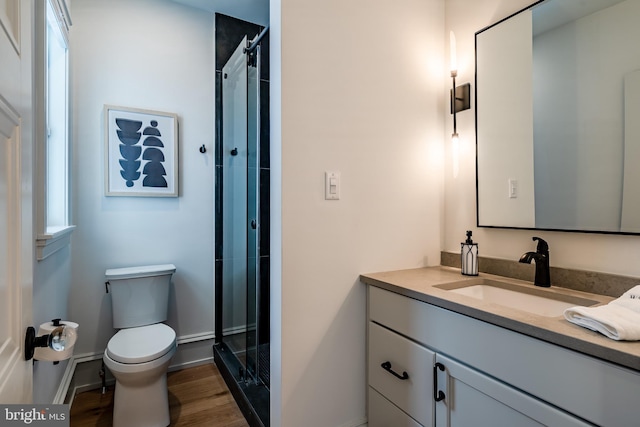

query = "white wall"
[69,0,215,358]
[272,0,445,425]
[444,0,640,277]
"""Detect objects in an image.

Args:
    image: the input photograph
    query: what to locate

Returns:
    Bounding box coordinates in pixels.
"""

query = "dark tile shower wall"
[214,13,270,362]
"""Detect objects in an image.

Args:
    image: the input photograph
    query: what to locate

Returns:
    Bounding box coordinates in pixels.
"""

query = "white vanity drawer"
[369,285,436,341]
[368,321,434,427]
[368,387,422,427]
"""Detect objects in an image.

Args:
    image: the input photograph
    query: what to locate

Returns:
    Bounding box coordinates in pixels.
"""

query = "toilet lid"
[107,323,176,364]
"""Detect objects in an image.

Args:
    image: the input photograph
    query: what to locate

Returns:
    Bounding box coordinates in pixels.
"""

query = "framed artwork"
[104,105,179,197]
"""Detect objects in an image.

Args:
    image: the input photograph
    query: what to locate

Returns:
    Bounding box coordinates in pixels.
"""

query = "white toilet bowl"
[103,323,177,427]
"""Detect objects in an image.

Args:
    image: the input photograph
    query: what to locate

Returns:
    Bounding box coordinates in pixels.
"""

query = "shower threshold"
[213,342,270,427]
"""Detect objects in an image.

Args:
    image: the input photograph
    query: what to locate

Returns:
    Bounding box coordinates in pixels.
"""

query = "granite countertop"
[360,266,640,371]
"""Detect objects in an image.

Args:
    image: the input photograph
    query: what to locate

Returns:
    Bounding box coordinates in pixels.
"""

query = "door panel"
[435,354,590,427]
[0,0,32,403]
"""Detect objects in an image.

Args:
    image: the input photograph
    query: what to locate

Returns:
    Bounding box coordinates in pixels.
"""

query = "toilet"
[103,264,177,427]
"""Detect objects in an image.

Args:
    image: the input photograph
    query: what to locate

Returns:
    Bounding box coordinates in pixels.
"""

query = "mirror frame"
[474,0,640,236]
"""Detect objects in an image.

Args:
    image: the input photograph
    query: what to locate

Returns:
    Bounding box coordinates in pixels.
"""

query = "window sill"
[36,225,76,261]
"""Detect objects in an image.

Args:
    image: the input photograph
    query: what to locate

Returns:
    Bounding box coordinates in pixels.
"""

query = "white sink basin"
[436,279,600,317]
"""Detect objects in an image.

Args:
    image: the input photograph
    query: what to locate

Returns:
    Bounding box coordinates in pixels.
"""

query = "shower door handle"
[250,219,257,229]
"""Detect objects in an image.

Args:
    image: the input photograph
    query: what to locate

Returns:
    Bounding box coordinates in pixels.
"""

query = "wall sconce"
[450,31,471,143]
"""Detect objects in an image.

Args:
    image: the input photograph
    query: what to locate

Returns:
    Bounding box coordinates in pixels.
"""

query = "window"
[36,0,74,260]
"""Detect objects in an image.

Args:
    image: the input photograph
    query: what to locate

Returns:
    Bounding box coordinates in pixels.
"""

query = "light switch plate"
[508,178,518,199]
[325,171,340,200]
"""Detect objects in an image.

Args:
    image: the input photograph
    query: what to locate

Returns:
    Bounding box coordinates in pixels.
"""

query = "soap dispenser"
[461,230,478,276]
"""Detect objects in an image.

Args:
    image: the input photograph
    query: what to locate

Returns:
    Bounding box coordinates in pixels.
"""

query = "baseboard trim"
[176,330,215,345]
[68,377,116,407]
[62,331,216,405]
[53,360,75,405]
[169,355,214,372]
[53,352,103,404]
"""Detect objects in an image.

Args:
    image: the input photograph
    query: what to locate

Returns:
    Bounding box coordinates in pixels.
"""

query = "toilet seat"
[107,323,176,364]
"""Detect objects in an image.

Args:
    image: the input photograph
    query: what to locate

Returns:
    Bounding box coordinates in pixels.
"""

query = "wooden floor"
[70,363,249,427]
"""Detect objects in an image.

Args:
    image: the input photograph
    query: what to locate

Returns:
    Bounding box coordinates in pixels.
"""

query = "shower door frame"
[214,17,271,426]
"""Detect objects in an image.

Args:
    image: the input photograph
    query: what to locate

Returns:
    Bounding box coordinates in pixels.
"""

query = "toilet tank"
[106,264,176,329]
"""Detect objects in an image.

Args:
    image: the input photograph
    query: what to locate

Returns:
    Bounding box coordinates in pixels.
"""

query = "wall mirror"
[476,0,640,234]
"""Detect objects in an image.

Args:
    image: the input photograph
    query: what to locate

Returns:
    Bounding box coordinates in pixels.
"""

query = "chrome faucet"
[519,237,551,287]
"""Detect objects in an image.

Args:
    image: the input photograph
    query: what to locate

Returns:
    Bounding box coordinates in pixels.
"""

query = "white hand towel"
[564,285,640,341]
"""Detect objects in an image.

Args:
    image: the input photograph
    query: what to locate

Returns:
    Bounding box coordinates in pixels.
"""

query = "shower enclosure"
[214,16,270,427]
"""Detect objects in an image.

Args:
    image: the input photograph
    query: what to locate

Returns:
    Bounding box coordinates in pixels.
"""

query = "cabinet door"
[369,322,435,426]
[434,354,591,427]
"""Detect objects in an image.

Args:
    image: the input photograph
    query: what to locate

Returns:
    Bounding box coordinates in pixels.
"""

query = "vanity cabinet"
[367,285,640,427]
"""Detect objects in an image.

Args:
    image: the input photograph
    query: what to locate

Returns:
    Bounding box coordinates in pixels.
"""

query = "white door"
[0,0,34,403]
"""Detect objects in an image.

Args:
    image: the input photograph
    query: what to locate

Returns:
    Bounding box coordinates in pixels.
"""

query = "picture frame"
[104,105,179,197]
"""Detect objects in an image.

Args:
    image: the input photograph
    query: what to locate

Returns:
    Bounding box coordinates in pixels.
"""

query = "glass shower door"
[221,36,249,369]
[221,35,261,385]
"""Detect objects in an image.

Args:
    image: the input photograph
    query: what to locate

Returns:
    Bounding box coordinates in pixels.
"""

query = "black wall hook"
[199,144,206,153]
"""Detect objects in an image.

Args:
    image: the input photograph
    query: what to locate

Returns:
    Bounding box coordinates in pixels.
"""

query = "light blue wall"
[33,246,72,403]
[69,0,215,359]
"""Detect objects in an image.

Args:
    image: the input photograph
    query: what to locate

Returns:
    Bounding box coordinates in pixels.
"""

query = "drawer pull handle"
[381,361,409,380]
[433,362,446,402]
